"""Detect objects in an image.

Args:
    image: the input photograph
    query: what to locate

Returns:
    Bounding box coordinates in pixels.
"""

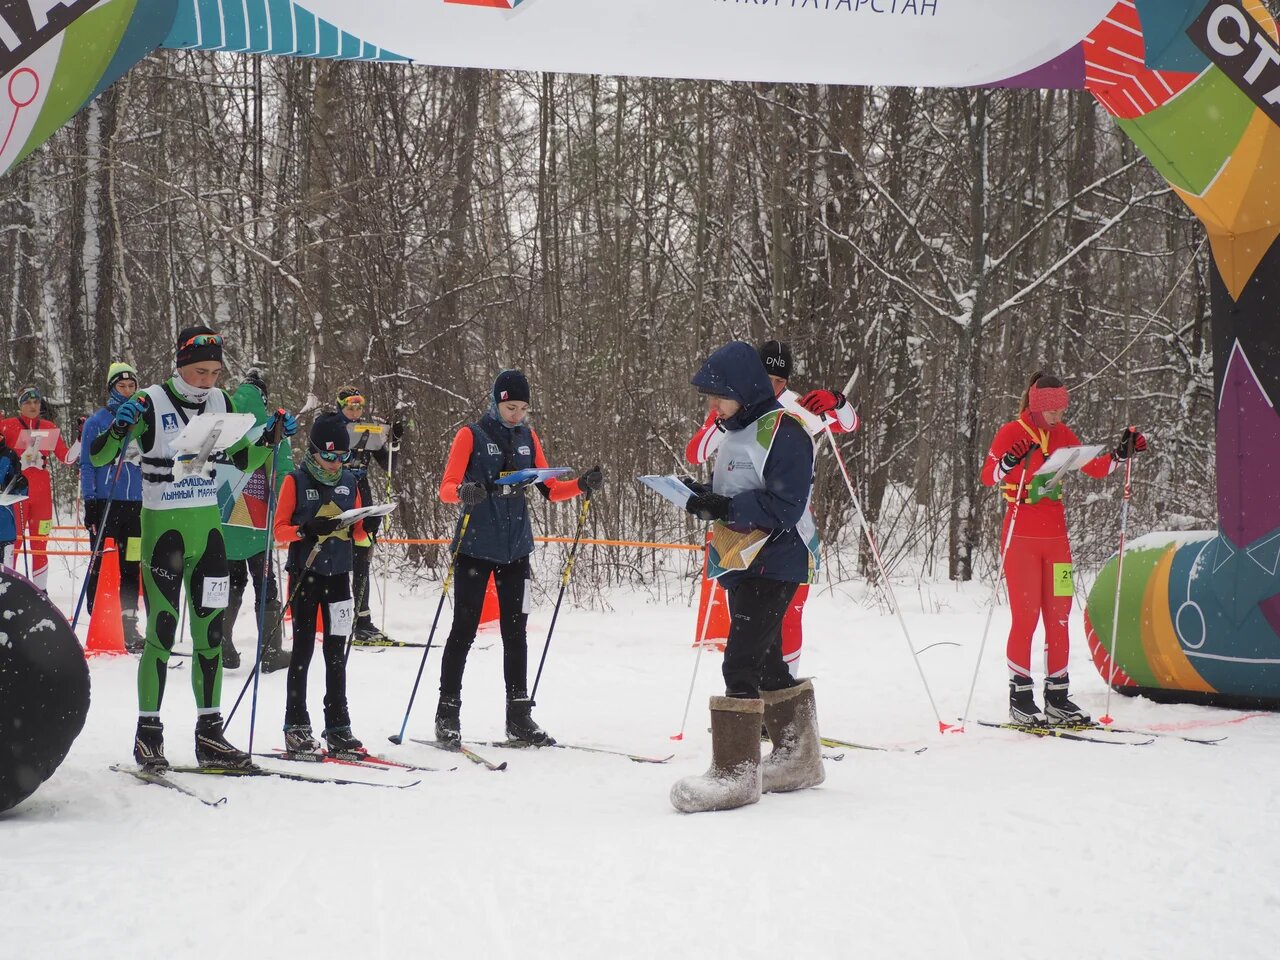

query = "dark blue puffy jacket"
[691,341,815,587]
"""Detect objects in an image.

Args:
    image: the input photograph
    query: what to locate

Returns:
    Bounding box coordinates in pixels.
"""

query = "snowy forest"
[0,53,1215,591]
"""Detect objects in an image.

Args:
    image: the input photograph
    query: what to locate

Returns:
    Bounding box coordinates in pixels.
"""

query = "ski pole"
[388,509,472,746]
[530,494,592,701]
[671,537,719,741]
[957,446,1033,731]
[244,412,287,758]
[70,405,145,629]
[825,428,954,734]
[379,439,396,630]
[1099,446,1135,726]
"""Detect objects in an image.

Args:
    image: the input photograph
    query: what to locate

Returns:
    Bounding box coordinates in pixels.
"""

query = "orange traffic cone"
[478,574,500,629]
[85,538,127,657]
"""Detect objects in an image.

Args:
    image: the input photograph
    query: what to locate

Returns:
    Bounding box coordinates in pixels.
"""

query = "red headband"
[1028,384,1069,413]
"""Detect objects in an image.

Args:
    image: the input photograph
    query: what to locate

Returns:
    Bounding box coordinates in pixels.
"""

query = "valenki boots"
[760,680,825,794]
[670,696,764,814]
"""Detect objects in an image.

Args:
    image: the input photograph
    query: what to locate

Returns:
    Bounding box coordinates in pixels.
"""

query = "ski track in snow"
[4,565,1279,959]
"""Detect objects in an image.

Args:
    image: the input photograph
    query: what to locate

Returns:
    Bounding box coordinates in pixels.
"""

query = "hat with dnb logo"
[758,340,793,380]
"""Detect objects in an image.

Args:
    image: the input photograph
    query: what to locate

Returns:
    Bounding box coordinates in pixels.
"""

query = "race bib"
[37,519,52,536]
[1052,562,1074,598]
[202,576,230,609]
[327,599,355,638]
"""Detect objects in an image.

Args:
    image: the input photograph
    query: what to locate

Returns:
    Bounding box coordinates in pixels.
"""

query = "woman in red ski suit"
[980,373,1146,726]
[0,386,75,592]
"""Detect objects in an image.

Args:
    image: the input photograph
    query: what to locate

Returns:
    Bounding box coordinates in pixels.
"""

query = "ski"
[261,749,453,773]
[166,763,421,788]
[1059,723,1223,746]
[349,637,427,649]
[111,764,227,807]
[818,735,928,755]
[975,720,1153,745]
[470,740,674,764]
[409,738,507,771]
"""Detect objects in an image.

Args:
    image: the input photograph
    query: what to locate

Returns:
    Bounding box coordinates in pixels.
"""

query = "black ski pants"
[285,570,352,729]
[722,576,802,699]
[438,552,530,701]
[229,550,278,611]
[86,499,142,615]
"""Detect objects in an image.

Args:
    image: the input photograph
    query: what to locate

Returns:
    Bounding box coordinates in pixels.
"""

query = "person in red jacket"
[980,372,1147,726]
[0,386,75,592]
[685,340,856,676]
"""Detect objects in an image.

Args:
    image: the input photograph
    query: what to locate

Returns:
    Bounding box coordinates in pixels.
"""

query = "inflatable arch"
[1,0,1276,707]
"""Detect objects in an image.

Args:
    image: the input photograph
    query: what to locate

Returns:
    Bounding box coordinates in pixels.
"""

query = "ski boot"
[352,615,393,645]
[220,635,241,670]
[1008,677,1046,726]
[284,724,322,755]
[1044,675,1091,726]
[122,612,147,655]
[194,713,254,769]
[323,725,364,754]
[435,696,462,747]
[506,695,556,746]
[134,716,169,771]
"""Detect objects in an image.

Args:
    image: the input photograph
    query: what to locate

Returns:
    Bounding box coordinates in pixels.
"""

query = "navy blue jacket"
[457,413,539,565]
[691,341,815,587]
[285,467,359,576]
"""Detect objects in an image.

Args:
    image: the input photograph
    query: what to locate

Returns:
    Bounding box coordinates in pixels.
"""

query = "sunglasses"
[314,450,351,463]
[341,396,366,408]
[181,333,224,348]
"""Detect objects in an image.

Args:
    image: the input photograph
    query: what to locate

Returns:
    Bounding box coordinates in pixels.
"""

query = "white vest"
[139,385,230,512]
[709,408,820,580]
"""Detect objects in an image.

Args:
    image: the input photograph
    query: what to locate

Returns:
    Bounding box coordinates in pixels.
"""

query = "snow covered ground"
[4,557,1278,960]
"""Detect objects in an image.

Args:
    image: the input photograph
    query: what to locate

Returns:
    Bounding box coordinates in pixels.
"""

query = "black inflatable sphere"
[0,568,91,813]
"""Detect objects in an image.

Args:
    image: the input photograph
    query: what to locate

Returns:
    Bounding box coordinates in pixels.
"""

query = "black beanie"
[492,369,530,405]
[758,340,793,380]
[176,325,223,368]
[243,368,269,400]
[309,412,351,454]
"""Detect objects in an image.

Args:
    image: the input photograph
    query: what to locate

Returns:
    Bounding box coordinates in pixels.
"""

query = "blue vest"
[457,414,538,565]
[286,467,359,576]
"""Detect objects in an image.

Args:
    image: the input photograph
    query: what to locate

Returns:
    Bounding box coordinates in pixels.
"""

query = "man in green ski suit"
[219,370,293,672]
[91,326,298,769]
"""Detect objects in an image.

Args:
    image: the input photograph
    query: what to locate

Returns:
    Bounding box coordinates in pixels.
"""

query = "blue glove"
[261,410,298,442]
[110,397,145,438]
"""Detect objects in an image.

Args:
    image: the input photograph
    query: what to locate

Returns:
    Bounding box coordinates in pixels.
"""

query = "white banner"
[304,0,1114,88]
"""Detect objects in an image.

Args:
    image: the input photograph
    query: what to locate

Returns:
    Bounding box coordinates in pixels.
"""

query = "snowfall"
[4,545,1277,960]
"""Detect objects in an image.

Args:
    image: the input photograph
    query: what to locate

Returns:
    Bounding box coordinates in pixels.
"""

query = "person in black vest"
[334,385,402,643]
[272,413,369,755]
[433,369,603,747]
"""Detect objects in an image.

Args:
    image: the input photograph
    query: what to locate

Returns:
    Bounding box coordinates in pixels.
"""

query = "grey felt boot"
[670,696,764,814]
[760,679,825,794]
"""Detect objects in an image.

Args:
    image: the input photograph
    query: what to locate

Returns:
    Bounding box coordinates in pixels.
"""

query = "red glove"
[799,389,845,417]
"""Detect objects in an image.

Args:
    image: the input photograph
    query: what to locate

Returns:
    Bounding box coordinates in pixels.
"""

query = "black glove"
[686,492,732,522]
[1113,427,1148,461]
[999,439,1034,473]
[301,515,343,539]
[391,420,406,442]
[457,481,487,507]
[578,465,603,497]
[83,499,104,532]
[677,475,710,497]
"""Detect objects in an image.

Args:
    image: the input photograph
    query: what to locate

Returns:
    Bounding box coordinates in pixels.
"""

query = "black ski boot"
[1008,677,1046,726]
[435,696,462,747]
[221,591,242,669]
[194,713,253,769]
[506,695,556,746]
[259,600,291,673]
[323,725,364,754]
[284,724,322,755]
[353,615,393,645]
[1044,675,1091,726]
[122,611,147,655]
[134,716,169,770]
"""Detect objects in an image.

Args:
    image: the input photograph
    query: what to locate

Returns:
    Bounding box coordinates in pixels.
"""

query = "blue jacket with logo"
[80,397,143,502]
